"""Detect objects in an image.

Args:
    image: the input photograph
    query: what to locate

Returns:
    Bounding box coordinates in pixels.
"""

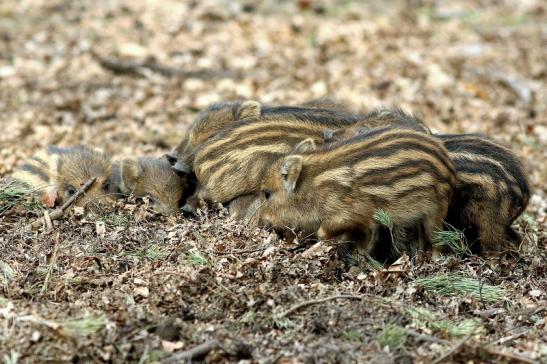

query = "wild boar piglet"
[257,128,458,254]
[115,157,190,215]
[11,145,118,209]
[168,99,363,175]
[438,133,530,253]
[325,124,531,253]
[323,108,430,142]
[191,118,330,206]
[167,101,247,175]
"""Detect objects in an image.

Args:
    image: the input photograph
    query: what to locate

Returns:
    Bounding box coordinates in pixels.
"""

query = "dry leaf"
[162,340,184,353]
[134,286,149,298]
[95,221,106,237]
[300,241,331,259]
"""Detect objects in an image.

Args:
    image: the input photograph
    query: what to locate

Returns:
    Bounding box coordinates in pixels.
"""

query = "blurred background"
[0,0,545,198]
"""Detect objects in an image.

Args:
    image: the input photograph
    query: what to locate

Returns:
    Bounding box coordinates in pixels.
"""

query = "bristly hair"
[261,105,363,126]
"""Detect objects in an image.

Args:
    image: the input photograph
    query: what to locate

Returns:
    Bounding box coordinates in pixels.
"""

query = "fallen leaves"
[0,0,545,362]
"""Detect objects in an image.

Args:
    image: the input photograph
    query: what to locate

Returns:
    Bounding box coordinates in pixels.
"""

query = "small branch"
[162,340,222,364]
[53,177,97,214]
[432,332,474,364]
[16,315,61,330]
[91,51,145,76]
[404,329,450,345]
[477,344,537,364]
[514,305,546,319]
[276,295,367,319]
[215,246,268,255]
[472,307,504,318]
[27,177,96,230]
[91,51,238,80]
[495,329,530,345]
[407,328,535,364]
[43,210,53,230]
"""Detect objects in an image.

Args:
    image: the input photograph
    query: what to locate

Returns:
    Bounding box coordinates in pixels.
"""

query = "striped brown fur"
[11,146,118,209]
[256,128,458,254]
[167,98,363,175]
[166,101,244,174]
[323,108,430,142]
[173,102,431,209]
[227,193,263,225]
[438,133,530,252]
[322,120,530,253]
[114,157,190,215]
[192,118,330,204]
[354,108,430,134]
[169,101,430,175]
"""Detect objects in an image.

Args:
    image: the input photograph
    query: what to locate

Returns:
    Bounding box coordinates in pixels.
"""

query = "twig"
[162,340,222,364]
[404,329,450,345]
[43,210,53,230]
[514,305,546,318]
[16,315,61,330]
[27,177,96,230]
[41,232,60,294]
[91,51,146,76]
[276,295,367,319]
[477,344,537,364]
[91,51,238,80]
[407,328,536,364]
[495,329,530,345]
[215,246,268,255]
[432,332,474,364]
[472,307,504,318]
[137,347,149,364]
[205,276,240,301]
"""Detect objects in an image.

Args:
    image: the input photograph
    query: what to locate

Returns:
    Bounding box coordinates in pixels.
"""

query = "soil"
[0,0,545,363]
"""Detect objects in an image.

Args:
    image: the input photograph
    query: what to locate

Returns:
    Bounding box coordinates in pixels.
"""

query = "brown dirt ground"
[0,0,546,363]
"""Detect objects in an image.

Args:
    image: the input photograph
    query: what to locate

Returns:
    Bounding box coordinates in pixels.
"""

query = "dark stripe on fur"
[357,160,452,186]
[326,140,455,178]
[196,126,323,166]
[439,134,529,199]
[20,163,50,182]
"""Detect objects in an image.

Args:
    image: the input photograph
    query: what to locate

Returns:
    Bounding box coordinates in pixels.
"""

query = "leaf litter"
[0,0,546,362]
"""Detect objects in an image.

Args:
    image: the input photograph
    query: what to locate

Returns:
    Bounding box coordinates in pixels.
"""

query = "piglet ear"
[292,138,316,154]
[236,100,261,120]
[281,155,303,193]
[164,152,178,166]
[41,186,58,208]
[119,157,142,193]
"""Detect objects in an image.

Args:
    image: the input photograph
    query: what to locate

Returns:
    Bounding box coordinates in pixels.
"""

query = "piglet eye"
[103,181,110,192]
[264,190,272,200]
[66,186,77,197]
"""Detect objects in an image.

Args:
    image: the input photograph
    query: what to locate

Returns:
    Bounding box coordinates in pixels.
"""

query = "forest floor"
[0,0,545,363]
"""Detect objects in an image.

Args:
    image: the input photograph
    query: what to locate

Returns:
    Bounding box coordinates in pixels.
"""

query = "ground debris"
[0,0,545,362]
